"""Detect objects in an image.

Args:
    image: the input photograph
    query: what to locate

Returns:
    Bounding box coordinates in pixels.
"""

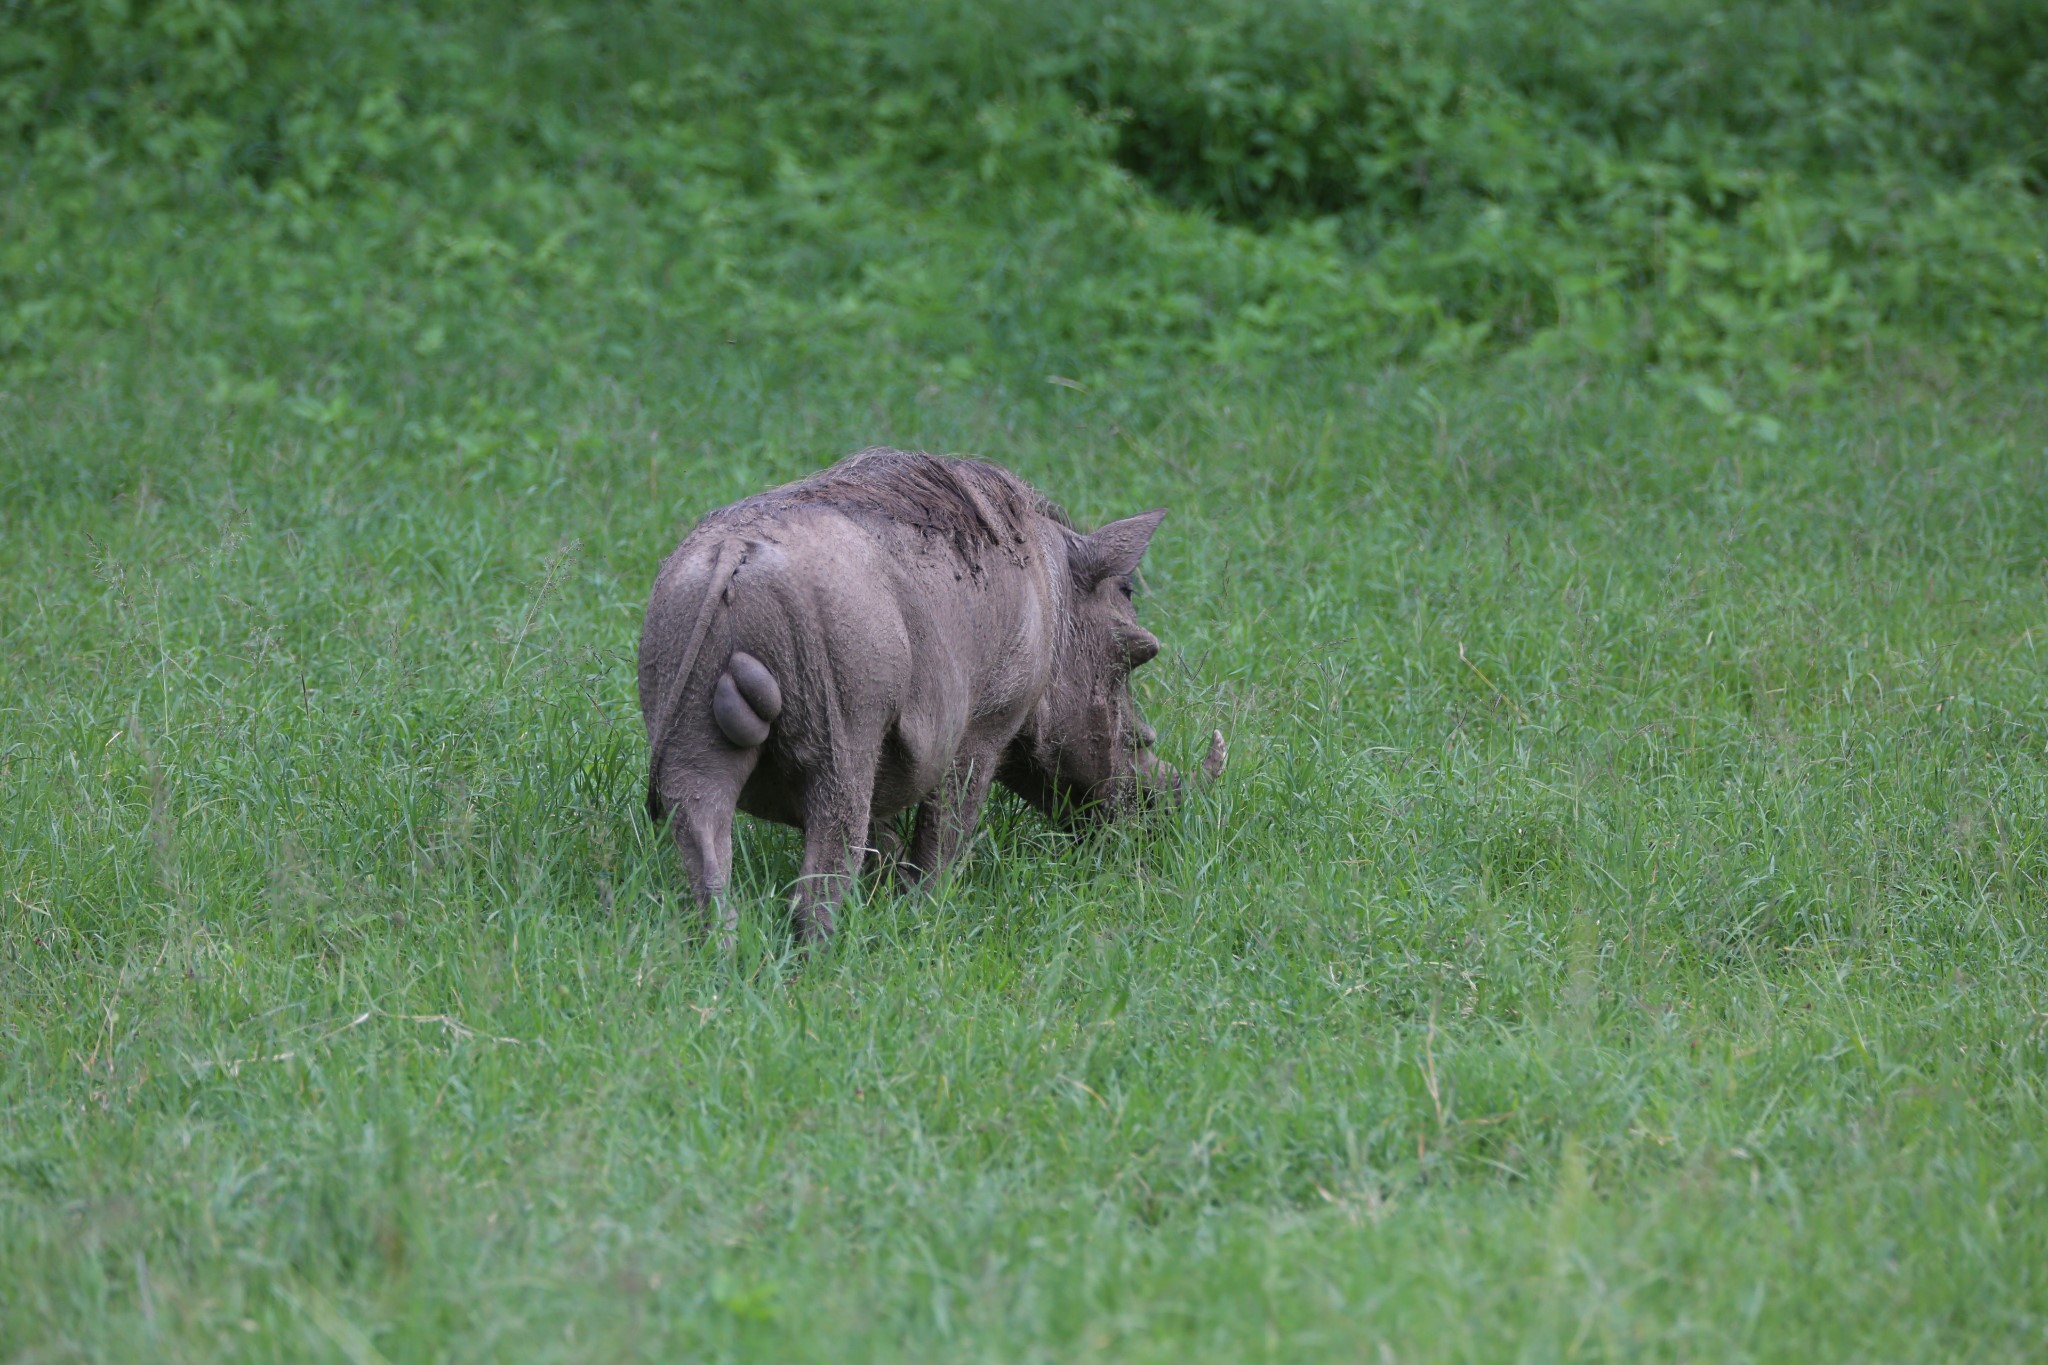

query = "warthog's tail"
[645,539,757,826]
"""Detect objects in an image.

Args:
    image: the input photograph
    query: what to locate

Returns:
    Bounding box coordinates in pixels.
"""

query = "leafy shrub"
[1,0,2043,379]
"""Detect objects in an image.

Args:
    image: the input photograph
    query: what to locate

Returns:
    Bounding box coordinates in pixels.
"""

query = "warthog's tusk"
[1202,730,1228,781]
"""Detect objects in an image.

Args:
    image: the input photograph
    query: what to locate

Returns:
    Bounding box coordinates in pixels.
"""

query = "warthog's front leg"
[900,745,1001,890]
[792,783,872,945]
[862,813,904,877]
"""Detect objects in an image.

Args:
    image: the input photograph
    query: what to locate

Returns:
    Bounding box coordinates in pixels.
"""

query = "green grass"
[3,1,2047,1355]
[5,329,2046,1358]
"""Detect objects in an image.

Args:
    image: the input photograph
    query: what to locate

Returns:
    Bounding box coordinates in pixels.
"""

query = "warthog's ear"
[1071,509,1167,589]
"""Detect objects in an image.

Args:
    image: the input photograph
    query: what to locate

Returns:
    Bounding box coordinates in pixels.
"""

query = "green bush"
[2,0,2043,378]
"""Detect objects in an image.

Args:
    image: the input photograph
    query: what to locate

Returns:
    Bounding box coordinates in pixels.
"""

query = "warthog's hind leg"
[654,746,758,944]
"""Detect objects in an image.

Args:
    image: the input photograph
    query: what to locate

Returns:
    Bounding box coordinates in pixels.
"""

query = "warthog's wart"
[639,448,1225,942]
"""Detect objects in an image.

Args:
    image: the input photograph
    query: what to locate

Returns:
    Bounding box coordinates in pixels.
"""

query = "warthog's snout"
[1132,730,1229,804]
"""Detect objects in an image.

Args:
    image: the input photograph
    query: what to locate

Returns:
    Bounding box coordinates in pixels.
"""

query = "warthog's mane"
[708,448,1075,563]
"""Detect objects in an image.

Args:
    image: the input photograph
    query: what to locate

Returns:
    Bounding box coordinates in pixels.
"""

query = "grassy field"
[6,338,2046,1359]
[5,1,2048,1359]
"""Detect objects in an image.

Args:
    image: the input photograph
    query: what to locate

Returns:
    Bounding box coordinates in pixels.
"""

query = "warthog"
[638,447,1224,943]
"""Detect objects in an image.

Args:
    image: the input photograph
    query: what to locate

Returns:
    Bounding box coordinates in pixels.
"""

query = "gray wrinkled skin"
[638,448,1225,944]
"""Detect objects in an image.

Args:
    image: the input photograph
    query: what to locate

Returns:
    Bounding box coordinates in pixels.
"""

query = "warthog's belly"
[736,719,957,830]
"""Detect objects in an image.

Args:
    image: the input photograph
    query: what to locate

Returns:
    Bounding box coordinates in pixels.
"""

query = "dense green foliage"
[4,2,2047,1359]
[4,0,2045,377]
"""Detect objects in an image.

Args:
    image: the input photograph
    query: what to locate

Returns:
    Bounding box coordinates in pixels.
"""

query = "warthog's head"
[999,509,1227,823]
